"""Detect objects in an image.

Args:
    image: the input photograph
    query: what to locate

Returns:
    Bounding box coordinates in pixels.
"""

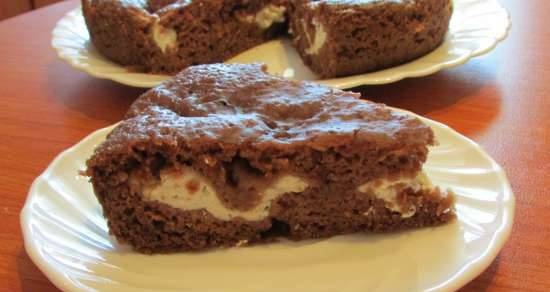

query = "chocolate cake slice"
[82,0,288,73]
[289,0,453,78]
[86,63,455,253]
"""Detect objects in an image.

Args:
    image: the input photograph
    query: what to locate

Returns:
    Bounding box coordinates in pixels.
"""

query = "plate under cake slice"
[86,63,455,253]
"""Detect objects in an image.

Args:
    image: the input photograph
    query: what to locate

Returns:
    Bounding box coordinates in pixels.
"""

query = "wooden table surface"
[0,0,548,291]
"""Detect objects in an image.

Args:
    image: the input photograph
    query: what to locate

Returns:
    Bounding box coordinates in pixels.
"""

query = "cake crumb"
[363,207,375,216]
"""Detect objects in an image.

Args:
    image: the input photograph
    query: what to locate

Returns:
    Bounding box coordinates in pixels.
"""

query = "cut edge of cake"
[85,63,455,253]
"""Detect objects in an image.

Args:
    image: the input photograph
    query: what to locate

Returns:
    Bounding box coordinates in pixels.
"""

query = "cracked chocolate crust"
[88,63,433,186]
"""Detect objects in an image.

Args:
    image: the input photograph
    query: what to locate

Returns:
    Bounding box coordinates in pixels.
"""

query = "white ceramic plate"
[52,0,510,89]
[21,112,514,292]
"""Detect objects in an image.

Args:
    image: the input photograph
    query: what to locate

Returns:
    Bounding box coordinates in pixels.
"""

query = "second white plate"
[21,111,514,292]
[52,0,510,88]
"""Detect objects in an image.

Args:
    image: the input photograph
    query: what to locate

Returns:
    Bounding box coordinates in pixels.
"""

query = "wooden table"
[0,0,64,21]
[0,1,548,291]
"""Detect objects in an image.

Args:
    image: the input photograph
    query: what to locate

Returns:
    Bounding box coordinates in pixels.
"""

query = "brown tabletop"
[1,1,549,291]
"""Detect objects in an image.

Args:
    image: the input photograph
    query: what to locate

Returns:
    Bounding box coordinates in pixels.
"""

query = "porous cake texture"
[86,63,455,253]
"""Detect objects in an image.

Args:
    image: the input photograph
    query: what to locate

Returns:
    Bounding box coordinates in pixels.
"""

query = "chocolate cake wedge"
[86,63,455,253]
[82,0,289,74]
[289,0,453,78]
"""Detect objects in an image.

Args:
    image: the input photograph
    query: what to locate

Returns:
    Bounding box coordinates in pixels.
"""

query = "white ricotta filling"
[142,168,308,221]
[141,168,431,221]
[304,19,327,55]
[239,5,287,29]
[151,19,177,53]
[357,172,432,218]
[255,5,287,29]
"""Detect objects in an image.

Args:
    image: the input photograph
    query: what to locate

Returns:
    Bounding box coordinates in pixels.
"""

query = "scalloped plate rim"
[21,109,515,292]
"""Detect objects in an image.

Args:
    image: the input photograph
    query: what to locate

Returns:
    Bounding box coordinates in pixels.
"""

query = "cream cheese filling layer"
[357,172,432,218]
[151,18,177,53]
[303,19,327,55]
[141,168,308,221]
[238,5,287,29]
[255,5,287,29]
[141,168,432,221]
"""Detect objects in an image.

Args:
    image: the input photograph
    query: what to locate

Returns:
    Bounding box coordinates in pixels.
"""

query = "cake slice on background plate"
[85,63,455,253]
[82,0,289,73]
[81,0,453,78]
[289,0,453,77]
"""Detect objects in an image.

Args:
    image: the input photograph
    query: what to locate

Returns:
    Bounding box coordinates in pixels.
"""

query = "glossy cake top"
[93,63,433,156]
